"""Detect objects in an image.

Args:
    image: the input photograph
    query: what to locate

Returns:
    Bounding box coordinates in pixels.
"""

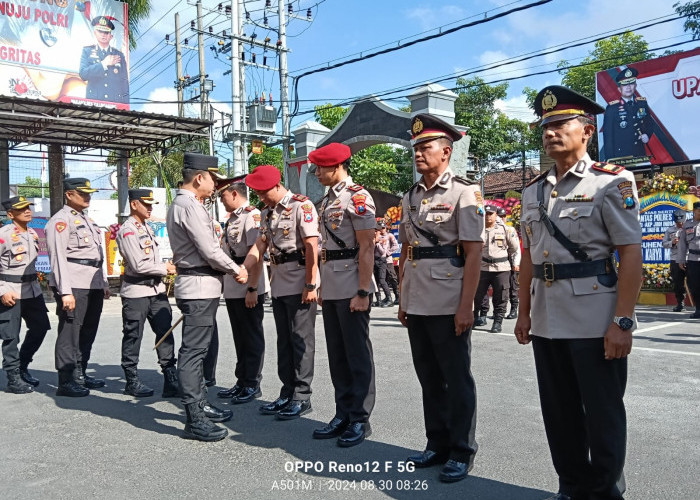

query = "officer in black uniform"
[79,16,129,104]
[602,67,652,162]
[663,209,687,312]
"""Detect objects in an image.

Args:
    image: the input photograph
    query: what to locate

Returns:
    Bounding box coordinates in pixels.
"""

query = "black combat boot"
[474,314,487,327]
[672,303,684,312]
[5,368,33,394]
[56,370,89,397]
[506,303,518,319]
[19,363,40,387]
[123,368,154,397]
[80,362,105,389]
[162,366,179,398]
[183,401,228,442]
[490,320,503,333]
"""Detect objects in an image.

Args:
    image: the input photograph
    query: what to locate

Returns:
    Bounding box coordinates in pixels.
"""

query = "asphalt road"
[1,298,697,499]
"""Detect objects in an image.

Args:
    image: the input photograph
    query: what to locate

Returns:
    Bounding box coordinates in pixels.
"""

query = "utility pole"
[174,13,184,118]
[278,0,291,186]
[239,0,247,175]
[196,0,207,121]
[230,0,243,176]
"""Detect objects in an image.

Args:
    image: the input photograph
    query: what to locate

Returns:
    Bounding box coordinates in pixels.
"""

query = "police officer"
[167,153,248,442]
[216,178,270,404]
[678,202,700,319]
[602,67,652,162]
[663,209,687,312]
[398,114,484,483]
[373,220,393,307]
[515,86,642,500]
[242,165,319,420]
[311,142,377,447]
[47,177,110,397]
[116,189,178,398]
[0,196,51,394]
[79,16,129,104]
[498,207,521,319]
[379,220,400,305]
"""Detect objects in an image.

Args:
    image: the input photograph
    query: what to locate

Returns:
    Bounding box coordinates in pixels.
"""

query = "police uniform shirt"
[222,206,270,299]
[520,154,642,339]
[0,223,42,299]
[399,168,485,316]
[319,177,378,300]
[79,44,129,104]
[507,224,522,267]
[481,220,519,272]
[662,224,683,262]
[46,205,107,294]
[166,189,240,299]
[677,219,700,264]
[259,191,320,298]
[116,216,167,299]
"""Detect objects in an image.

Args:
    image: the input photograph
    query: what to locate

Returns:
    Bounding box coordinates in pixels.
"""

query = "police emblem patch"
[55,222,66,233]
[617,181,636,209]
[542,90,557,111]
[352,194,367,215]
[412,118,424,134]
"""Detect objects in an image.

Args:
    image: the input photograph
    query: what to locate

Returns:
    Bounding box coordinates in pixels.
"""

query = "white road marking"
[634,323,677,334]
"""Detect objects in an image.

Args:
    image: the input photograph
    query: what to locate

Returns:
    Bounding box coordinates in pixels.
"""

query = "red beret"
[245,165,281,191]
[308,142,351,167]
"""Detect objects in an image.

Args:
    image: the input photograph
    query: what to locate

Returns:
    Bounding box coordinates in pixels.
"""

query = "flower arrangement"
[509,202,521,230]
[638,173,689,197]
[385,205,402,223]
[36,271,50,291]
[642,263,672,291]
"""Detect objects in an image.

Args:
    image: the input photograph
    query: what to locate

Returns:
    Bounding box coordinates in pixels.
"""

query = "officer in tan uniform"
[167,153,248,442]
[473,205,519,332]
[116,189,178,399]
[215,178,270,404]
[678,202,700,318]
[398,114,485,483]
[310,142,377,447]
[663,209,687,312]
[0,196,51,394]
[47,177,110,397]
[242,165,319,420]
[500,207,521,319]
[514,86,643,500]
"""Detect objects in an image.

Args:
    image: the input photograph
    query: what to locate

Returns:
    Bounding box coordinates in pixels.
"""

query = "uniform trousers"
[474,271,509,320]
[271,293,316,401]
[175,298,218,405]
[121,294,175,372]
[684,261,699,311]
[385,263,399,297]
[53,288,103,372]
[406,314,478,465]
[509,270,519,305]
[532,336,627,500]
[0,295,50,371]
[321,298,375,423]
[225,294,266,388]
[373,257,391,300]
[203,321,219,383]
[669,261,686,305]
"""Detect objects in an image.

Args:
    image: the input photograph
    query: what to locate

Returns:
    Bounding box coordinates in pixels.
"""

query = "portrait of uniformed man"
[515,85,643,500]
[79,15,129,104]
[398,113,485,483]
[677,201,700,319]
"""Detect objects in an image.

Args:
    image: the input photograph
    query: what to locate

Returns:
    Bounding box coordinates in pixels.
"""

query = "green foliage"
[125,1,152,50]
[314,104,348,130]
[17,176,45,198]
[110,192,119,200]
[675,1,700,39]
[505,190,522,199]
[248,144,284,173]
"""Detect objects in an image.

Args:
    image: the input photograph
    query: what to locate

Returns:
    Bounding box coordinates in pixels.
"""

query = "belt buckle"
[543,262,555,286]
[407,246,414,261]
[270,254,279,266]
[321,248,327,263]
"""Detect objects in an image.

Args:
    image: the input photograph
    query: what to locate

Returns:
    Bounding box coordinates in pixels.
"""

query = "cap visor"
[141,199,158,205]
[77,187,98,193]
[540,114,580,127]
[208,170,226,180]
[11,202,33,209]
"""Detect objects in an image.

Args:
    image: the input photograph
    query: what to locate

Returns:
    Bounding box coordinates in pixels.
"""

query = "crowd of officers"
[1,84,695,498]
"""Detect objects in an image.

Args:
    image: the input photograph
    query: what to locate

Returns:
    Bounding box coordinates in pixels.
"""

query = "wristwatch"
[613,316,634,331]
[247,286,258,293]
[356,289,370,298]
[304,283,316,291]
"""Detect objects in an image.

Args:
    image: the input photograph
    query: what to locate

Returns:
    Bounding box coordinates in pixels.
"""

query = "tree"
[124,1,153,49]
[675,2,700,39]
[17,176,45,198]
[313,104,347,130]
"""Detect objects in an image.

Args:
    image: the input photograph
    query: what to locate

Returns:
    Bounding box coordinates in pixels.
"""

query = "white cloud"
[495,95,537,122]
[140,87,180,116]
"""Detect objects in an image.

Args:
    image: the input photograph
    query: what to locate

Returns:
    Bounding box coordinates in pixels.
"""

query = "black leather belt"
[176,266,225,277]
[482,256,510,264]
[231,255,246,265]
[407,245,461,260]
[533,258,611,283]
[0,273,37,283]
[122,275,162,286]
[67,258,103,268]
[269,250,305,265]
[690,249,700,255]
[321,247,358,263]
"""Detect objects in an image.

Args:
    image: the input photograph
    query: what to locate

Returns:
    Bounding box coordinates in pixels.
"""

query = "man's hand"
[604,323,633,360]
[514,315,532,345]
[454,308,474,336]
[103,54,121,67]
[245,290,258,308]
[640,133,649,144]
[398,306,408,327]
[62,294,76,311]
[513,265,520,272]
[680,263,686,271]
[104,287,111,299]
[1,291,19,307]
[672,237,679,246]
[165,261,176,275]
[350,295,369,312]
[316,288,323,307]
[235,266,248,284]
[302,289,317,304]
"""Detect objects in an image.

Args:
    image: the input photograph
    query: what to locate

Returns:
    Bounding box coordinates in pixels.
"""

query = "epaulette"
[291,194,309,202]
[244,206,255,212]
[347,184,364,192]
[453,176,474,186]
[526,171,547,187]
[591,162,624,175]
[608,99,620,105]
[636,96,646,101]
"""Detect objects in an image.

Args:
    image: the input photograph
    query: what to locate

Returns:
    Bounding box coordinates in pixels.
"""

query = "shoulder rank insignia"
[348,184,364,192]
[608,99,620,105]
[636,96,646,101]
[292,194,309,202]
[592,162,624,175]
[244,206,255,212]
[526,171,548,188]
[55,222,67,233]
[352,194,368,215]
[453,175,473,186]
[123,231,134,237]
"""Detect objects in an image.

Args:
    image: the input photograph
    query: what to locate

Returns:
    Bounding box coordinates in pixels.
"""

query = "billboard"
[596,48,700,167]
[0,0,129,109]
[639,191,699,264]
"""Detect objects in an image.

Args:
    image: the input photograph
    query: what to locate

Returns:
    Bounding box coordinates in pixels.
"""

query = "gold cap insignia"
[85,180,91,187]
[99,18,107,26]
[624,69,632,77]
[542,90,557,111]
[412,118,423,135]
[18,196,25,201]
[149,191,153,197]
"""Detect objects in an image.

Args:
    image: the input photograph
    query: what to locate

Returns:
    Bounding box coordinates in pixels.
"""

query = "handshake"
[234,265,248,284]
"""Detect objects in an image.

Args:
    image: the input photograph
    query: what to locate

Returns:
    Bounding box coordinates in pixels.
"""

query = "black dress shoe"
[474,317,487,327]
[217,384,242,399]
[84,374,105,389]
[438,459,471,483]
[672,304,684,312]
[202,402,233,423]
[19,367,40,387]
[490,321,502,333]
[231,386,261,404]
[276,399,311,420]
[205,378,216,387]
[337,422,371,447]
[313,417,349,439]
[406,449,449,468]
[259,396,291,415]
